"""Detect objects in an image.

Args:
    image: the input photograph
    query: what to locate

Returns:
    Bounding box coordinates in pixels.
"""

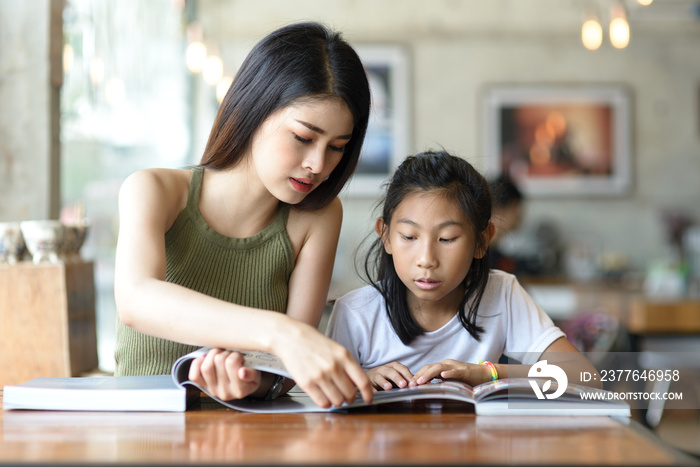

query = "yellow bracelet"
[478,360,498,381]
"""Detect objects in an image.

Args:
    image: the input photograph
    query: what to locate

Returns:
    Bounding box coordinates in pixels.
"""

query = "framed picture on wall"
[482,85,632,196]
[344,45,410,197]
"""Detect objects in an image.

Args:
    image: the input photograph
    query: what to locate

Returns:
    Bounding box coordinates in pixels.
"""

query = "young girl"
[326,150,596,391]
[114,22,373,408]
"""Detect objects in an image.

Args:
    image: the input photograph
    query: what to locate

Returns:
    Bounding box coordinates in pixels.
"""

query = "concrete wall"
[0,0,60,221]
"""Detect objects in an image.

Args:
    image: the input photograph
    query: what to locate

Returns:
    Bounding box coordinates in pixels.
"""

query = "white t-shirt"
[326,270,565,374]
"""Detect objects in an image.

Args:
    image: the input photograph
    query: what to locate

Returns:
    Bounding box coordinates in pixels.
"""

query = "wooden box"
[0,261,98,387]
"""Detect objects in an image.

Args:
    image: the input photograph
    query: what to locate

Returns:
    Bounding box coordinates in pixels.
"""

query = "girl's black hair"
[361,150,492,344]
[199,21,370,211]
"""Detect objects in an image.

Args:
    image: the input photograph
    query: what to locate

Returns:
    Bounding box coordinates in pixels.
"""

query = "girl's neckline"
[416,309,459,334]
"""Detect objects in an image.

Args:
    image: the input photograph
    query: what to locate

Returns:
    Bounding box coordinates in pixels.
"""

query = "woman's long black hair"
[200,21,370,211]
[360,150,492,345]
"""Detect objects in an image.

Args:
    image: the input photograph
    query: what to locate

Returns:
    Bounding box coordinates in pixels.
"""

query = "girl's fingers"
[392,364,415,385]
[368,362,415,390]
[440,364,476,383]
[370,373,393,391]
[383,368,409,388]
[413,364,445,385]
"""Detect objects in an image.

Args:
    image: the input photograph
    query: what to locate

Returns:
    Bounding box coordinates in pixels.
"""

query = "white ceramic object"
[20,220,66,264]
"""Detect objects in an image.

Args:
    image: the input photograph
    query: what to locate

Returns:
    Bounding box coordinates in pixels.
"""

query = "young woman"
[114,22,373,408]
[327,151,597,390]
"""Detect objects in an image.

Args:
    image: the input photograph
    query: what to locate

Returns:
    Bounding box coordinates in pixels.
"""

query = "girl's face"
[378,190,491,313]
[248,97,354,205]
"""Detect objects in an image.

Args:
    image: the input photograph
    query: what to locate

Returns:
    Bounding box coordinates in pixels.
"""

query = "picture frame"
[482,85,632,196]
[344,45,410,197]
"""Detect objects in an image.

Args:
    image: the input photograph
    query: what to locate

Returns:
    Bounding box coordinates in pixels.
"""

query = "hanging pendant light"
[582,15,603,51]
[609,3,630,49]
[185,21,207,73]
[203,54,223,85]
[216,76,233,104]
[186,41,207,73]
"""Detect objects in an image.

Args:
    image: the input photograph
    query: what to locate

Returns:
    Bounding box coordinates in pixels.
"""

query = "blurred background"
[1,1,700,430]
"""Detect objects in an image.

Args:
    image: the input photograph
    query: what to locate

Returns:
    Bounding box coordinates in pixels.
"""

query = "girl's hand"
[188,348,261,400]
[366,362,414,391]
[275,322,373,409]
[412,359,490,386]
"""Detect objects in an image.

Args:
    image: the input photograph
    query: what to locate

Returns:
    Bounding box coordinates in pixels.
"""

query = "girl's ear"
[474,222,495,259]
[375,218,392,254]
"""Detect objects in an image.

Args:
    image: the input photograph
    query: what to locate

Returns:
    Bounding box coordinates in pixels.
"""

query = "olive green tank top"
[114,166,294,376]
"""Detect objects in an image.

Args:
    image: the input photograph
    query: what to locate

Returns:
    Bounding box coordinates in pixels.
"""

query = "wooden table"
[1,394,696,466]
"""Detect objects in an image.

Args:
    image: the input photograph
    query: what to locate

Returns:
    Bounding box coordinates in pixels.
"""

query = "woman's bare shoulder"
[119,168,194,223]
[288,197,342,230]
[122,167,191,192]
[286,197,343,254]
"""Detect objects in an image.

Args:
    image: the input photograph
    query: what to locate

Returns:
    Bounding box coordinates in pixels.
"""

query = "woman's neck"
[198,165,280,238]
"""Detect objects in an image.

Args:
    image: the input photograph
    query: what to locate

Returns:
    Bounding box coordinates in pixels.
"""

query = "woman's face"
[248,98,354,205]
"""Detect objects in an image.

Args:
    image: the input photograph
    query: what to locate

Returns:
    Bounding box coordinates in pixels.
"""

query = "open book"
[172,348,631,416]
[3,347,629,416]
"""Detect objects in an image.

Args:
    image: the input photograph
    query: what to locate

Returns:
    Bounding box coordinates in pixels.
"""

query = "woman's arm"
[114,171,372,406]
[279,198,374,406]
[285,197,344,328]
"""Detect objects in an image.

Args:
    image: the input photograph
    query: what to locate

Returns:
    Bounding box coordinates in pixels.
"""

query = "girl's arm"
[411,338,600,388]
[493,337,602,388]
[114,171,372,407]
